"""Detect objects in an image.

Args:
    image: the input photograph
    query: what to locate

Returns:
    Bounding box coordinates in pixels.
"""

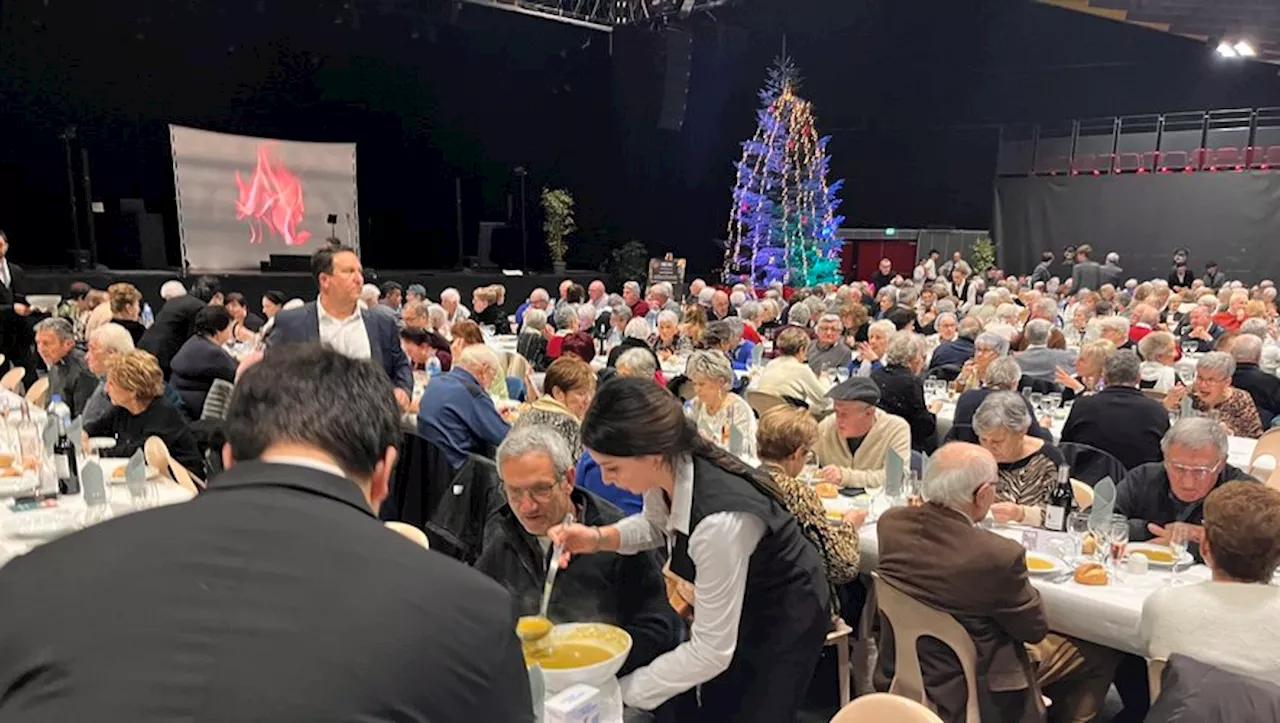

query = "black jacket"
[1060,386,1169,471]
[928,337,975,371]
[0,461,533,722]
[1232,362,1280,429]
[1116,460,1257,557]
[0,261,35,387]
[169,336,239,419]
[84,396,207,478]
[945,388,1053,445]
[475,488,682,677]
[139,295,206,377]
[872,364,937,452]
[605,336,660,369]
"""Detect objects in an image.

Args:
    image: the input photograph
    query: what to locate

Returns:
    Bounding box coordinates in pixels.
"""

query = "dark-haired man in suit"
[269,245,412,408]
[0,231,36,385]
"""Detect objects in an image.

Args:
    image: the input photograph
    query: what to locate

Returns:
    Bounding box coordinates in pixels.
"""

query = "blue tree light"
[722,57,845,287]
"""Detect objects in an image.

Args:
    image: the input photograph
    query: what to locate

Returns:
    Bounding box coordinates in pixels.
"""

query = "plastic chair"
[384,521,431,549]
[831,693,944,723]
[1148,658,1166,701]
[0,367,24,393]
[1071,479,1094,510]
[1248,427,1280,478]
[746,390,790,417]
[200,379,235,421]
[826,617,854,708]
[143,436,201,494]
[1058,442,1127,487]
[24,377,48,407]
[871,573,982,723]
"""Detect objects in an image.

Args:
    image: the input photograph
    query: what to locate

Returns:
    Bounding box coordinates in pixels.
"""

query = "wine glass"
[834,365,850,385]
[1168,525,1190,587]
[1181,339,1197,356]
[1067,511,1092,563]
[1030,392,1045,415]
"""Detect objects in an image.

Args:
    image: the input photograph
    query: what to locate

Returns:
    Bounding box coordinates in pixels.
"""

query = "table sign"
[884,448,904,499]
[751,343,765,368]
[67,418,83,455]
[1089,476,1116,530]
[125,450,147,502]
[41,417,57,456]
[81,462,107,507]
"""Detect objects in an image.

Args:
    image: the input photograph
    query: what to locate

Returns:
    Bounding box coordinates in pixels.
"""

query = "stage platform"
[22,268,610,310]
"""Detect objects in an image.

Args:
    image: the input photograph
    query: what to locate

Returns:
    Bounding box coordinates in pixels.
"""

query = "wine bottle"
[49,396,79,495]
[1043,464,1074,532]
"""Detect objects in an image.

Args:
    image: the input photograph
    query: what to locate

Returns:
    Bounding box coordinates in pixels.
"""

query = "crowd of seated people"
[15,241,1280,722]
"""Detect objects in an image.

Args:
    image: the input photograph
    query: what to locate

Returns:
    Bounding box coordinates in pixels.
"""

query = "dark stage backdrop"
[993,172,1280,284]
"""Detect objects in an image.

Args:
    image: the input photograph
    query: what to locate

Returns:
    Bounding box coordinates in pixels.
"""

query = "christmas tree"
[722,57,844,287]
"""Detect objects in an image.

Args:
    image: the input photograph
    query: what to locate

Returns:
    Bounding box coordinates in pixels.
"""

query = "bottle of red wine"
[1043,464,1073,532]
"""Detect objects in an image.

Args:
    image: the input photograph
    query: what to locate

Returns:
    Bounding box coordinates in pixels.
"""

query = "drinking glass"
[1177,366,1196,387]
[834,366,850,385]
[1168,525,1190,587]
[1022,387,1033,401]
[1046,392,1063,413]
[1067,511,1092,563]
[1030,392,1044,414]
[1181,340,1197,356]
[1108,519,1130,574]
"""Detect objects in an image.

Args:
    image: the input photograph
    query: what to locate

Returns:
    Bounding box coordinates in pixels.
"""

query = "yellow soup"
[516,616,553,640]
[525,642,614,669]
[1026,556,1055,572]
[1134,548,1175,564]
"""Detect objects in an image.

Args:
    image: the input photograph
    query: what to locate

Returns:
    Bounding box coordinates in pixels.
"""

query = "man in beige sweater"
[814,377,911,489]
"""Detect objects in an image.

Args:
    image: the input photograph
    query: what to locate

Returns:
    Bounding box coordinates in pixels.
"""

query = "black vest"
[667,456,830,721]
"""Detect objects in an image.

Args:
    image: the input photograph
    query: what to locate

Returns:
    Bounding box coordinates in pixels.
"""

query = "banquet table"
[849,519,1210,657]
[0,457,194,566]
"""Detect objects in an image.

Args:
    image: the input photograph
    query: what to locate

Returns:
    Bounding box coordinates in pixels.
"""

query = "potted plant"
[541,187,576,275]
[971,237,996,276]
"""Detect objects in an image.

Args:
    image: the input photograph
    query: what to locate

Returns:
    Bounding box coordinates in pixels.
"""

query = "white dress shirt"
[317,300,372,361]
[614,455,766,711]
[0,259,11,288]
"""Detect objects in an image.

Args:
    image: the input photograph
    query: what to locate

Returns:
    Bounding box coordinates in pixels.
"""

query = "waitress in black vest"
[549,377,829,722]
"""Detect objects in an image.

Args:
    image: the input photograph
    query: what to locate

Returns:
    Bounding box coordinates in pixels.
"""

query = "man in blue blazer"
[269,245,413,408]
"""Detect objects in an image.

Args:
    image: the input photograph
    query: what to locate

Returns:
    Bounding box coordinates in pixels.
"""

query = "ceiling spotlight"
[1234,41,1257,58]
[1217,41,1238,58]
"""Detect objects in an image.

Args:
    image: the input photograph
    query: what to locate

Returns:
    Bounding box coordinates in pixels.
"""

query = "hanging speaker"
[658,27,693,131]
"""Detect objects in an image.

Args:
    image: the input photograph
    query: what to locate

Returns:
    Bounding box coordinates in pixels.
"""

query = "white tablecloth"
[854,521,1210,657]
[0,459,194,565]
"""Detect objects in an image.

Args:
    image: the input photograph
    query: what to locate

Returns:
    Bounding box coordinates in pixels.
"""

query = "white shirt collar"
[317,299,361,325]
[667,454,695,535]
[260,454,349,480]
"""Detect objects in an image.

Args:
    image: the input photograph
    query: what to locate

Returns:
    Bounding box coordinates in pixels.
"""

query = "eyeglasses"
[502,482,561,504]
[1166,462,1222,479]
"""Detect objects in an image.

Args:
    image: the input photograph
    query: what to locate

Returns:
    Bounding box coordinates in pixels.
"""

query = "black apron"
[666,457,830,723]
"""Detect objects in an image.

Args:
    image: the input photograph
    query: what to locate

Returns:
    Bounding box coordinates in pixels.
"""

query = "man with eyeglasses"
[1116,417,1259,560]
[475,425,680,677]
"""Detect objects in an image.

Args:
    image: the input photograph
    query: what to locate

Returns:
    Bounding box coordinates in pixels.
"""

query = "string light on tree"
[722,57,844,287]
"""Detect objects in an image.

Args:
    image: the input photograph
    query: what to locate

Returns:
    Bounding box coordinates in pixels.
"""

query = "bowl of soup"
[522,622,632,692]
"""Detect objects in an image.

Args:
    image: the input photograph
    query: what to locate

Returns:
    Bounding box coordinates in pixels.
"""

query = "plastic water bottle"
[426,355,442,377]
[141,302,154,328]
[47,394,72,433]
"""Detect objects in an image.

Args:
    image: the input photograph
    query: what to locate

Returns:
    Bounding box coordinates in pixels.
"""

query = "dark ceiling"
[1038,0,1280,63]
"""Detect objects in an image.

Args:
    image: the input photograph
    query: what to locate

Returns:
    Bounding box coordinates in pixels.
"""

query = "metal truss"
[458,0,732,32]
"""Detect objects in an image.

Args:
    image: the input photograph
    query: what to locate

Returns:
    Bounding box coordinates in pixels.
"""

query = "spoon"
[519,512,574,646]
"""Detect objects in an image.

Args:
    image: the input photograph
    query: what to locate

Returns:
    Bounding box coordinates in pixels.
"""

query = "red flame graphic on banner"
[234,143,312,246]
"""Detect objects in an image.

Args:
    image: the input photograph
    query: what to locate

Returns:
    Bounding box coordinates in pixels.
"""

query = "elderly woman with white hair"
[854,319,896,376]
[973,391,1067,526]
[438,287,470,325]
[1137,331,1178,393]
[650,308,686,359]
[606,317,661,370]
[1165,351,1265,438]
[872,333,943,452]
[984,303,1022,342]
[684,350,758,463]
[955,331,1009,393]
